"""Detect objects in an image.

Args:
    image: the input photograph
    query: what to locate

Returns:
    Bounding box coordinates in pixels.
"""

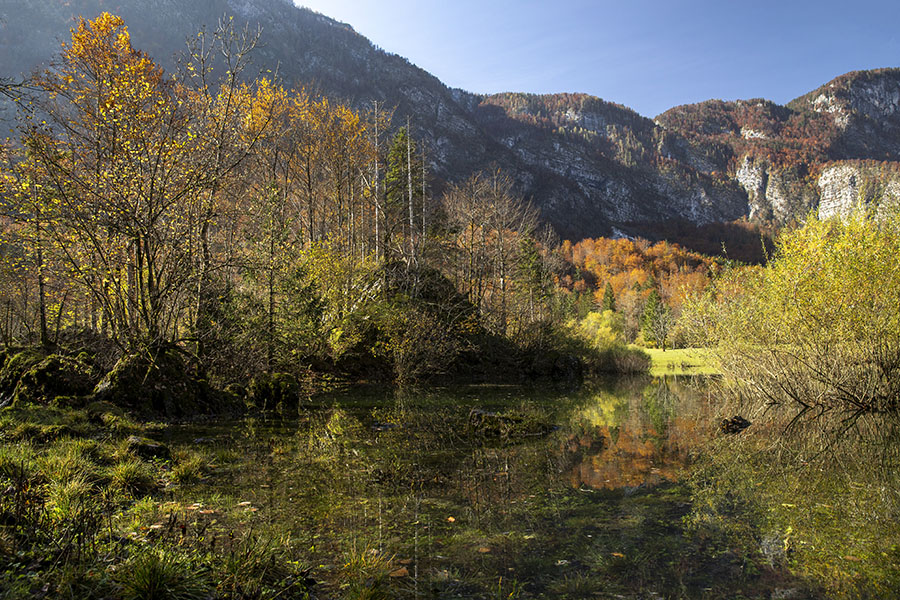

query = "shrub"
[118,550,210,600]
[687,209,900,439]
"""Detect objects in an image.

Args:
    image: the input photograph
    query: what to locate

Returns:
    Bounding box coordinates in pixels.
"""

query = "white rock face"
[735,155,815,221]
[817,163,900,219]
[811,89,852,128]
[809,76,900,130]
[740,127,767,140]
[817,164,863,218]
[763,173,793,219]
[736,156,766,209]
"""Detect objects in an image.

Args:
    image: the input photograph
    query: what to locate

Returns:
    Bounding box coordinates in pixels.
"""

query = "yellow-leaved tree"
[26,13,207,348]
[687,208,900,437]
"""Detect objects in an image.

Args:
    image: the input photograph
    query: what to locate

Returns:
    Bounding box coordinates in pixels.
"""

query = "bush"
[568,311,650,374]
[591,344,651,374]
[248,372,300,413]
[683,208,900,597]
[687,209,900,438]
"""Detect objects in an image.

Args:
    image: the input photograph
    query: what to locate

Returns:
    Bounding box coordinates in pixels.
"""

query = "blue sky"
[294,0,900,117]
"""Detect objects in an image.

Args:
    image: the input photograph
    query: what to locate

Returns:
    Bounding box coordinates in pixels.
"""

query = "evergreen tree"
[641,289,672,350]
[601,282,616,312]
[384,126,424,258]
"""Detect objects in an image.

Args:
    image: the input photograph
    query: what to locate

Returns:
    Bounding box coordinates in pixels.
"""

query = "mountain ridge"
[2,0,899,240]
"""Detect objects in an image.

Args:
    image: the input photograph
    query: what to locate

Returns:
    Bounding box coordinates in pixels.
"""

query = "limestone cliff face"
[660,71,900,226]
[735,156,817,222]
[806,73,900,127]
[789,69,900,161]
[817,163,900,219]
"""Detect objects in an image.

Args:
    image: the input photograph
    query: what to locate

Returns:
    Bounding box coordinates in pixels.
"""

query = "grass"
[0,404,313,600]
[645,347,720,376]
[118,549,210,600]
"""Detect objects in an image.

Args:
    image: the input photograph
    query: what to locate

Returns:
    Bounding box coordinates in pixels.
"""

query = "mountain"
[2,0,900,240]
[657,69,900,222]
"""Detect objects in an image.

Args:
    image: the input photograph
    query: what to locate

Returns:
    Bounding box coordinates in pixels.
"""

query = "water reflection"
[164,376,793,599]
[564,377,712,490]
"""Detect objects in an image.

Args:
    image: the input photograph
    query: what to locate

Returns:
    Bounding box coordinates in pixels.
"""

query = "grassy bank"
[0,404,313,599]
[646,347,719,376]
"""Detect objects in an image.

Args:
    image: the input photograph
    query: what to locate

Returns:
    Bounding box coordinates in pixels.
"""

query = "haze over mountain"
[3,0,900,241]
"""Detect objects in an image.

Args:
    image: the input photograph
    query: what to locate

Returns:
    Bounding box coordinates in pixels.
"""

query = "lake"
[153,376,804,599]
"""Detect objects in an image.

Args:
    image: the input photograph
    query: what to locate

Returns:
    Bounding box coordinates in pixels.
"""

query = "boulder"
[13,354,97,406]
[0,348,46,401]
[126,435,171,461]
[85,400,127,425]
[92,345,223,417]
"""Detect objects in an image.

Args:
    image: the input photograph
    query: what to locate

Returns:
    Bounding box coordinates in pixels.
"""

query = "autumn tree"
[20,13,217,349]
[181,16,268,360]
[641,289,672,350]
[442,170,538,336]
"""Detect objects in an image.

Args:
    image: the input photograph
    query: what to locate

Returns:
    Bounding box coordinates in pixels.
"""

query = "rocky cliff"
[817,161,900,219]
[2,0,899,241]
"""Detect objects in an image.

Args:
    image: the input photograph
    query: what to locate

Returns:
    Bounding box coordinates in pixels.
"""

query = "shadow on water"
[165,377,813,599]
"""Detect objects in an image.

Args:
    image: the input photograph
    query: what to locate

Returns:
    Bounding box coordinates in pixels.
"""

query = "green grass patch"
[646,347,720,376]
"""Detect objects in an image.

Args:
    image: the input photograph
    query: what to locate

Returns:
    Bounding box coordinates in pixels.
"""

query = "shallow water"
[159,376,799,599]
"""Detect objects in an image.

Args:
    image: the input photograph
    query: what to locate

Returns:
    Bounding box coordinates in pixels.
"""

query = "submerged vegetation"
[0,380,820,599]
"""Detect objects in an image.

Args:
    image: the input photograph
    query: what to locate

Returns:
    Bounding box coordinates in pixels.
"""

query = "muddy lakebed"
[152,377,806,599]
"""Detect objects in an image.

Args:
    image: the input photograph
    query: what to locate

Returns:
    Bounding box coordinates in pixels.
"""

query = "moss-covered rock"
[126,435,171,461]
[91,346,227,418]
[12,355,97,406]
[85,400,126,423]
[248,372,300,414]
[0,348,46,402]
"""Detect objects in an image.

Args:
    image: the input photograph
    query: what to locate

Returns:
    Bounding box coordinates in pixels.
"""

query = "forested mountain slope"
[2,0,899,238]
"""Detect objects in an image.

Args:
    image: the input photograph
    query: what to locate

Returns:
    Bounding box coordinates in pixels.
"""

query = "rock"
[0,348,46,399]
[92,345,228,417]
[720,415,751,434]
[818,162,900,220]
[85,400,126,423]
[11,353,97,407]
[126,435,171,461]
[248,372,300,414]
